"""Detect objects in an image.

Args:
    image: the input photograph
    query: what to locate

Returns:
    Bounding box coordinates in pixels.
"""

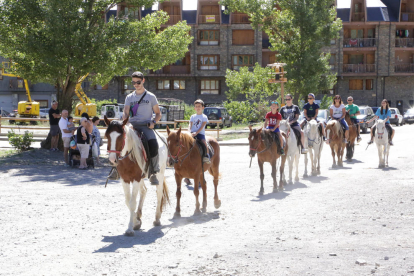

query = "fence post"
[174,121,177,130]
[217,121,220,140]
[0,115,2,134]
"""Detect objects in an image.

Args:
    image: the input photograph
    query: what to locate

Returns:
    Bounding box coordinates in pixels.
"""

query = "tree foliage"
[220,0,342,104]
[225,63,278,101]
[0,0,193,112]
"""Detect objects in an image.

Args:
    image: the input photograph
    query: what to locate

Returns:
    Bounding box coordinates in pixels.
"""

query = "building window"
[157,80,170,90]
[329,54,336,70]
[232,30,255,45]
[200,79,220,94]
[366,79,373,90]
[173,80,185,90]
[198,55,219,70]
[349,79,363,90]
[35,100,48,108]
[330,39,336,45]
[232,55,254,70]
[199,30,219,45]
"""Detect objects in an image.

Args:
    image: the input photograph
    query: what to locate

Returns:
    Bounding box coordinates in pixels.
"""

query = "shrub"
[224,101,262,123]
[7,130,34,151]
[319,94,334,110]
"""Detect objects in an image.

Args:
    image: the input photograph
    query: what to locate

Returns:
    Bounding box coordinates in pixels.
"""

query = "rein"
[168,137,196,166]
[107,132,133,162]
[250,136,270,154]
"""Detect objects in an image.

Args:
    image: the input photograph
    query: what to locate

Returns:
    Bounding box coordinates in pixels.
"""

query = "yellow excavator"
[74,73,97,117]
[1,62,39,117]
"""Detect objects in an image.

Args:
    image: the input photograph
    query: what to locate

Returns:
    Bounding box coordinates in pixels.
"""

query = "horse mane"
[180,131,196,148]
[279,120,290,132]
[124,126,146,171]
[327,120,342,138]
[306,120,318,134]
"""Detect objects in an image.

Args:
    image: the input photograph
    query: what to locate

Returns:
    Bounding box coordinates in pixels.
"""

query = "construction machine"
[1,62,39,117]
[74,74,97,117]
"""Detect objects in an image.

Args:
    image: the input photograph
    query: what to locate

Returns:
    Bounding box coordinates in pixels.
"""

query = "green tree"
[225,63,278,101]
[0,0,192,113]
[221,0,342,104]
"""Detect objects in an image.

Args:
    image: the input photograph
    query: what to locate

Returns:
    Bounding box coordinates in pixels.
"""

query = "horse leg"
[174,174,183,219]
[377,144,383,168]
[134,180,147,230]
[338,145,344,167]
[209,166,221,209]
[303,151,309,178]
[294,153,300,182]
[258,160,265,195]
[122,180,139,236]
[385,144,389,167]
[193,175,202,216]
[331,146,336,167]
[154,172,165,226]
[200,175,207,213]
[309,148,316,176]
[271,161,278,193]
[288,155,293,184]
[279,155,287,191]
[317,144,322,175]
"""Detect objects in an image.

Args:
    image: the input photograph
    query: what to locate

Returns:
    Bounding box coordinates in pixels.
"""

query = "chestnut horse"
[166,127,221,217]
[104,117,169,236]
[345,112,358,160]
[325,120,345,167]
[248,126,288,195]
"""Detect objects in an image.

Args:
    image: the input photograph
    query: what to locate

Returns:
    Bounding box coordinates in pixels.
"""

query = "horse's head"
[326,120,341,142]
[305,120,319,148]
[376,119,386,139]
[248,125,263,157]
[279,120,290,133]
[166,126,184,167]
[104,115,128,165]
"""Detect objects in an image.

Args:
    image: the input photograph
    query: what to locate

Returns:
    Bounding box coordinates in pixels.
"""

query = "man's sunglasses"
[308,97,314,99]
[347,100,353,101]
[285,98,292,101]
[131,81,142,85]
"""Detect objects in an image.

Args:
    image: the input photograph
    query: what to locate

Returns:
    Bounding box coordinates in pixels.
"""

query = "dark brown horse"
[104,116,169,236]
[325,120,345,167]
[166,127,221,217]
[345,112,358,160]
[248,126,288,195]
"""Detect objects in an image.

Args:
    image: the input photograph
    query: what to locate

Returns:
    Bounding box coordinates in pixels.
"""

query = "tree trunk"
[40,132,64,151]
[57,80,77,115]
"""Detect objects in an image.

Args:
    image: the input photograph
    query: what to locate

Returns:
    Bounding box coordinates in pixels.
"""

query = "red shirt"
[265,111,282,128]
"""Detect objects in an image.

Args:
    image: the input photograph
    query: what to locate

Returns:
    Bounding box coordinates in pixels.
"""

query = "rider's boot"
[357,136,362,143]
[389,140,394,146]
[149,154,160,185]
[343,138,348,144]
[203,153,211,164]
[107,166,120,180]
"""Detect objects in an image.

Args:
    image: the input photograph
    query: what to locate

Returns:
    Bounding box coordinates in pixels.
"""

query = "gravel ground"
[0,125,413,276]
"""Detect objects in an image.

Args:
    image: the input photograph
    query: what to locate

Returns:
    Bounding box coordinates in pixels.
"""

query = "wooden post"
[174,122,177,130]
[217,121,220,140]
[281,82,285,105]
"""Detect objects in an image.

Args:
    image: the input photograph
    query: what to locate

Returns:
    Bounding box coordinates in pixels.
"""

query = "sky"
[183,0,198,10]
[337,0,386,8]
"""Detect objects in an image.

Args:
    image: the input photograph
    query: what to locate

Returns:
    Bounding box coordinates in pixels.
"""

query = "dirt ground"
[0,125,413,276]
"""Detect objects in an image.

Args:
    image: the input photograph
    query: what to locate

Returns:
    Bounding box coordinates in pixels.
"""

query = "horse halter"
[168,138,195,165]
[107,131,131,162]
[250,134,269,154]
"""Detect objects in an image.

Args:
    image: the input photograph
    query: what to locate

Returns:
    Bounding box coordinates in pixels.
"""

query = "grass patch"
[220,132,249,141]
[0,149,19,158]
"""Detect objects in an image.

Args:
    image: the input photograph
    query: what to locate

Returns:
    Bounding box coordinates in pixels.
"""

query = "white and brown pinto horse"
[325,120,345,167]
[303,120,323,176]
[104,116,169,236]
[374,119,390,168]
[279,120,300,184]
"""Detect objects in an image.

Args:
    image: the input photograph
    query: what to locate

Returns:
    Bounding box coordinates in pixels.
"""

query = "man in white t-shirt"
[59,110,76,165]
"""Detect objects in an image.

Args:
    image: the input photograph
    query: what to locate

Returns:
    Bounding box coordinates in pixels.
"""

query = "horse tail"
[160,178,170,211]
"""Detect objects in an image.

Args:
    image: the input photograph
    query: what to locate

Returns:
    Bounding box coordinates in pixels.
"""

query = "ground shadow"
[251,191,289,202]
[378,166,398,171]
[328,166,352,171]
[94,211,219,253]
[304,175,329,183]
[345,159,364,164]
[283,181,308,192]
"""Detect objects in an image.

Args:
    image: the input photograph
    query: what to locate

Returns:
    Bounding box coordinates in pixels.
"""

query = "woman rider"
[328,95,349,144]
[302,93,326,141]
[366,99,395,145]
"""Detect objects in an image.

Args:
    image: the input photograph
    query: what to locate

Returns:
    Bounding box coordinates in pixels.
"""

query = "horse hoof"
[201,207,207,213]
[317,170,321,175]
[124,230,135,237]
[259,191,264,196]
[278,187,284,192]
[312,171,317,176]
[303,173,308,178]
[273,188,278,193]
[194,209,202,216]
[214,200,221,209]
[153,220,161,227]
[133,221,142,230]
[294,177,299,182]
[173,212,181,219]
[288,180,293,185]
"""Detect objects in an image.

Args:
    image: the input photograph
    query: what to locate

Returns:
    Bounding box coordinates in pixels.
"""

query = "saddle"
[264,130,285,153]
[195,138,214,159]
[372,124,392,140]
[291,127,302,148]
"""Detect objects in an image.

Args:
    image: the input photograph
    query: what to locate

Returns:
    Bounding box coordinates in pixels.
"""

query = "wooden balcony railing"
[162,65,190,74]
[395,64,414,73]
[231,14,251,24]
[352,12,365,22]
[401,12,414,22]
[395,38,414,48]
[198,14,220,24]
[164,15,181,25]
[343,38,377,48]
[343,64,376,73]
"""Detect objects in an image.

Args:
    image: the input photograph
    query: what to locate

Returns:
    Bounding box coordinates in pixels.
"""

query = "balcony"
[343,38,376,48]
[262,39,272,49]
[164,14,181,25]
[395,63,414,73]
[231,13,251,24]
[352,12,365,22]
[395,38,414,48]
[198,14,220,24]
[343,64,376,73]
[400,12,414,22]
[149,65,190,75]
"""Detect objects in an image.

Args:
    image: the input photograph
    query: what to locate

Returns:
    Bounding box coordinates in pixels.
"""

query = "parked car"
[0,109,10,117]
[298,109,329,126]
[404,109,414,124]
[8,109,17,124]
[203,107,232,128]
[389,108,404,126]
[357,106,376,133]
[371,106,379,114]
[39,108,49,118]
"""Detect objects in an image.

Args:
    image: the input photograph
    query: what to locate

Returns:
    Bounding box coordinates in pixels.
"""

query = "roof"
[337,9,350,22]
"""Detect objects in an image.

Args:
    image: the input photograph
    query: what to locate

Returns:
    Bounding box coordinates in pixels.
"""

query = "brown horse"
[104,117,169,236]
[248,126,288,195]
[166,127,221,217]
[325,120,345,167]
[345,112,358,160]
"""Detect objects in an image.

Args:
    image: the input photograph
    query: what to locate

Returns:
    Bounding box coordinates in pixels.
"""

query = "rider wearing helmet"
[301,93,326,141]
[329,95,349,144]
[345,96,362,143]
[366,99,395,145]
[280,94,308,154]
[264,101,285,155]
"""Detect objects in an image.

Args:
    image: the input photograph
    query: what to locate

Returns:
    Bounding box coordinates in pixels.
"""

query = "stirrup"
[367,140,373,145]
[279,149,285,156]
[107,167,120,180]
[389,140,394,146]
[149,174,159,185]
[203,156,211,164]
[301,148,308,154]
[357,136,362,143]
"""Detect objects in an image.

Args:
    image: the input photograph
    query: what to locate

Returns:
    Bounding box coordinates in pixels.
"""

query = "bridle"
[250,133,269,154]
[168,137,196,166]
[107,130,132,162]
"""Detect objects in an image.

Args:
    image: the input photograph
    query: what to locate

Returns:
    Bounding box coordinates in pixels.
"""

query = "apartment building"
[333,0,414,113]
